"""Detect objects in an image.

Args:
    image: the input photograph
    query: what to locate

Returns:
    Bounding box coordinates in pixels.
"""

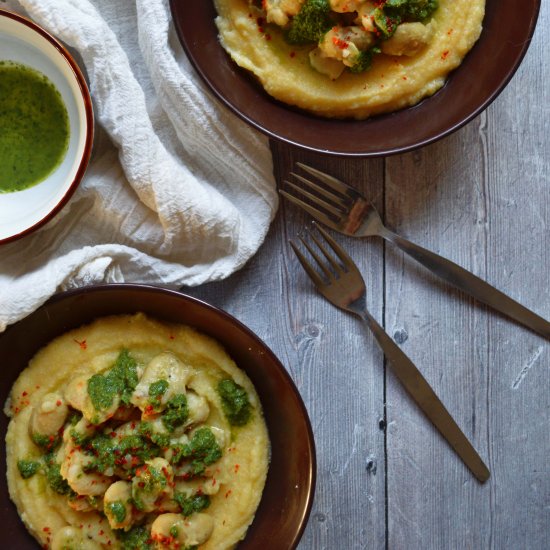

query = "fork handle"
[359,309,490,483]
[379,228,550,340]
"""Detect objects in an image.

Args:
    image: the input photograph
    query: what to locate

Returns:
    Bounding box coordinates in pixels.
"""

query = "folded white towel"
[0,0,278,332]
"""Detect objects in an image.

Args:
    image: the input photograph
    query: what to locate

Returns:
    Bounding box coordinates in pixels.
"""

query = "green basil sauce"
[0,61,70,193]
[107,500,127,523]
[174,492,211,517]
[217,378,252,426]
[87,349,138,412]
[17,459,40,479]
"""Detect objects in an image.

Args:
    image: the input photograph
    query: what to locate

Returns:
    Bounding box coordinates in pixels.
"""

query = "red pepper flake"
[447,28,454,35]
[225,489,232,498]
[99,530,104,536]
[234,464,240,473]
[14,407,20,414]
[332,36,348,50]
[402,76,407,80]
[212,478,217,486]
[289,51,296,58]
[110,431,117,438]
[169,334,175,340]
[265,33,271,41]
[56,400,62,407]
[441,50,450,60]
[42,527,51,533]
[22,391,28,397]
[74,338,87,350]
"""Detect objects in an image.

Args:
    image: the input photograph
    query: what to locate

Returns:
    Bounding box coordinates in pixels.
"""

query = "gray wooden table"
[184,4,550,549]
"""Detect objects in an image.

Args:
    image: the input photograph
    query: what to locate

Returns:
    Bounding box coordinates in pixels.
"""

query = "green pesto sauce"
[107,500,127,523]
[217,378,252,426]
[17,459,40,479]
[174,492,211,517]
[116,526,154,550]
[0,61,70,193]
[161,393,189,432]
[87,349,138,412]
[169,427,222,476]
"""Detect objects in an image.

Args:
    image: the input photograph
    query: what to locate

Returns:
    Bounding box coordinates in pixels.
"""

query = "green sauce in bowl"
[0,61,70,193]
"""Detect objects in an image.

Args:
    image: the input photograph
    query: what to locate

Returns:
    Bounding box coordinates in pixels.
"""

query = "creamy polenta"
[214,0,485,119]
[5,314,269,549]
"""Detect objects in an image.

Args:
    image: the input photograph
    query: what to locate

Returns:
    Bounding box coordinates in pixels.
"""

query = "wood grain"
[184,2,549,548]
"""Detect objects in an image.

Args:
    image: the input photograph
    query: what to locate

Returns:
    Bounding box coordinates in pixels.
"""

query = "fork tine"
[307,229,344,275]
[299,231,344,281]
[313,223,357,273]
[284,180,344,217]
[289,240,325,288]
[296,162,358,200]
[289,173,350,208]
[280,190,341,231]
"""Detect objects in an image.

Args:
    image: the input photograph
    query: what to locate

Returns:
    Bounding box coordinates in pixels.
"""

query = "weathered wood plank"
[384,2,550,547]
[184,145,388,549]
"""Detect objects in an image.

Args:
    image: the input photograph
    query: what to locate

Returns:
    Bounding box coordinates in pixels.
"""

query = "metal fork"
[282,163,550,340]
[291,224,490,483]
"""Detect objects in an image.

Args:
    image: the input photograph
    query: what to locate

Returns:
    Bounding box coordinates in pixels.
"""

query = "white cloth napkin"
[0,0,278,332]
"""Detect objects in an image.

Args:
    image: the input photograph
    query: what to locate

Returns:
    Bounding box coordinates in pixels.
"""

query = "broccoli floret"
[348,46,381,74]
[385,0,438,22]
[286,0,333,45]
[373,8,401,39]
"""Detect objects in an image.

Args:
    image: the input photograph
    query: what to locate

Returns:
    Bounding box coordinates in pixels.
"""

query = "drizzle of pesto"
[161,394,189,432]
[0,61,69,193]
[32,432,61,452]
[174,492,211,517]
[107,500,127,523]
[149,378,169,410]
[44,455,72,495]
[83,431,160,474]
[87,349,138,411]
[217,378,252,426]
[17,459,40,479]
[170,427,222,475]
[115,525,154,550]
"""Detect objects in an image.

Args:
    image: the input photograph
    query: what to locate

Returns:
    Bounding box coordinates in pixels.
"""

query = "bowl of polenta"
[0,285,316,549]
[0,9,93,244]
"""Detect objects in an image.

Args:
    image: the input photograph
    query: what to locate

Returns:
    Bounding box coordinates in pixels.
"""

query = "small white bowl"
[0,9,93,244]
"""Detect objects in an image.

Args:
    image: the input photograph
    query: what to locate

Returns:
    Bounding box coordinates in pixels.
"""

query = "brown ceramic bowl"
[170,0,540,157]
[0,285,316,549]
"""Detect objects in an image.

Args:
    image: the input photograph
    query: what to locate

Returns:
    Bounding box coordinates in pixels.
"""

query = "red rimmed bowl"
[0,9,93,244]
[170,0,540,157]
[0,284,316,549]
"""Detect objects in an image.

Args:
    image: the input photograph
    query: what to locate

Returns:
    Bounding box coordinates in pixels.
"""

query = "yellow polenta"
[214,0,485,119]
[5,313,269,549]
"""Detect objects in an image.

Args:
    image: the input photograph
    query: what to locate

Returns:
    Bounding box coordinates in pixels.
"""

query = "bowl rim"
[0,283,317,549]
[170,0,541,157]
[0,8,94,245]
